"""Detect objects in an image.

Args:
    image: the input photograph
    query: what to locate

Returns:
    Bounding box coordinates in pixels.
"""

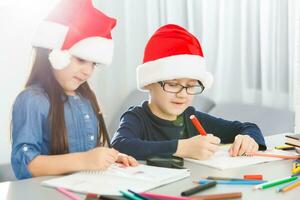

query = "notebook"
[184,149,299,170]
[42,164,190,195]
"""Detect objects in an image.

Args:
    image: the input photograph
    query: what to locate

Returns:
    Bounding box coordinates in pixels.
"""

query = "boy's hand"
[229,134,259,157]
[175,134,221,160]
[116,153,139,167]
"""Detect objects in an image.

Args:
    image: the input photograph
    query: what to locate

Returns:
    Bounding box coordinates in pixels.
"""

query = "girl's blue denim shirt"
[11,85,99,179]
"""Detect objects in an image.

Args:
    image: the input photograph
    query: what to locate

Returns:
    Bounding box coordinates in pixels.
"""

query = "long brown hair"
[26,48,109,155]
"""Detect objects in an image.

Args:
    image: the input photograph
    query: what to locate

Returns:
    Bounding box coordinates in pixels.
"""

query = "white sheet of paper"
[185,149,298,170]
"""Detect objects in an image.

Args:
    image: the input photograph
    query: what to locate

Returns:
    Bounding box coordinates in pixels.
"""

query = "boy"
[111,24,266,160]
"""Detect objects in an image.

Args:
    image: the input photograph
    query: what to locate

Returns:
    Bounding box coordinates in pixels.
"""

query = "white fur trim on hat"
[32,21,114,67]
[32,21,69,49]
[49,49,71,70]
[69,37,114,65]
[136,54,214,91]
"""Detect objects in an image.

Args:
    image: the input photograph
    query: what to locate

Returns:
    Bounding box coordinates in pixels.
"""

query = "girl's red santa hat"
[137,24,213,92]
[32,0,116,69]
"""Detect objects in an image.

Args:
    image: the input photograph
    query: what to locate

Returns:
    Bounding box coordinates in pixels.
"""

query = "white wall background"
[92,0,299,124]
[0,0,59,165]
[0,0,299,166]
[294,0,300,132]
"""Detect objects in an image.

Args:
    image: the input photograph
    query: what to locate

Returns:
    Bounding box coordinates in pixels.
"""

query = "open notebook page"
[185,149,299,170]
[42,164,190,195]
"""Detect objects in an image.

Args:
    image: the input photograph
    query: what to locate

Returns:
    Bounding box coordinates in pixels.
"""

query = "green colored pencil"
[254,176,298,190]
[120,190,144,200]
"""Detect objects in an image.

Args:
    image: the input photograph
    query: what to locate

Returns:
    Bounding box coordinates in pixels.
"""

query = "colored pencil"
[277,180,300,192]
[254,176,298,190]
[181,181,217,196]
[193,192,242,200]
[205,176,245,181]
[56,187,81,200]
[197,180,266,185]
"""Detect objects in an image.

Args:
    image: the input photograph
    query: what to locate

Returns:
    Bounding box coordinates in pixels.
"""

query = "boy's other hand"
[229,134,259,157]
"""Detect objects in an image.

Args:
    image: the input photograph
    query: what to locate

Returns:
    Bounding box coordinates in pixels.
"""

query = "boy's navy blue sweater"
[111,101,266,160]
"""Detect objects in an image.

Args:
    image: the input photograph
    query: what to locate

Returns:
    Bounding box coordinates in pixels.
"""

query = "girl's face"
[147,78,201,121]
[52,56,95,95]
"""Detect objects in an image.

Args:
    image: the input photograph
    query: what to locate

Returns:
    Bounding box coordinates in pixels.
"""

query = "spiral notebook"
[42,164,190,195]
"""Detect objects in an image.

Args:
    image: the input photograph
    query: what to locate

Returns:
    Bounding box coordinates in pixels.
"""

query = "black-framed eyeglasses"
[158,81,205,95]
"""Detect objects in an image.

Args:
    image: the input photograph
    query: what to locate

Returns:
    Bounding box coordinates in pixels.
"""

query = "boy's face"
[147,78,201,120]
[52,56,95,95]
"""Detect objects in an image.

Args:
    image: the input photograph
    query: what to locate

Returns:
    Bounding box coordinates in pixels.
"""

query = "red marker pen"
[190,115,207,136]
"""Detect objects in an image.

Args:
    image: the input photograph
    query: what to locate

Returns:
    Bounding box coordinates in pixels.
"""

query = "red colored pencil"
[190,115,207,136]
[244,174,263,180]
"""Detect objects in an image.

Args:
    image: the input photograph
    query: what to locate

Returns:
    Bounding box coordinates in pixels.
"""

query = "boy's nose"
[176,88,188,97]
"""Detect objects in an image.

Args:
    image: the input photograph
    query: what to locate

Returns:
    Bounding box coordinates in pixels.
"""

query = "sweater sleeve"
[111,111,178,160]
[195,111,266,150]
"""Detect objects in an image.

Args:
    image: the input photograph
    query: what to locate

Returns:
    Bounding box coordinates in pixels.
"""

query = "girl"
[111,24,266,160]
[11,0,137,180]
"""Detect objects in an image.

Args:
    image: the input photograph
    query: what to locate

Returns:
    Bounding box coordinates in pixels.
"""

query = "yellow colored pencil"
[275,145,295,150]
[292,167,300,174]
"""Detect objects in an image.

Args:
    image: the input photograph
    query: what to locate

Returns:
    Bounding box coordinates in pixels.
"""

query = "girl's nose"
[81,63,95,76]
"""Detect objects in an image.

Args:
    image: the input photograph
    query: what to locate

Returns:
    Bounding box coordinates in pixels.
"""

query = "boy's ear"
[144,83,155,91]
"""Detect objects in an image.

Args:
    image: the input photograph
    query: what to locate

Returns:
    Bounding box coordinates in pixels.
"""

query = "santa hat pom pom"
[48,49,71,70]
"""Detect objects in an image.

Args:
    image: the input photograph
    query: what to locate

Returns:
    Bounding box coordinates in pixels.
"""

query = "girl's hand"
[83,147,119,171]
[176,134,221,160]
[229,134,259,157]
[116,153,139,167]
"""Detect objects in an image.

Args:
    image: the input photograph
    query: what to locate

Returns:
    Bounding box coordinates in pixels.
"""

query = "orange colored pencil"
[250,152,300,159]
[280,180,300,192]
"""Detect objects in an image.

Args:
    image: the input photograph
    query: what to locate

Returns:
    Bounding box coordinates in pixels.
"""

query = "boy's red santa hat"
[32,0,116,69]
[137,24,213,91]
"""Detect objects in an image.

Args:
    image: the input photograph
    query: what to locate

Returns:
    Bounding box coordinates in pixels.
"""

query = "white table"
[0,133,298,200]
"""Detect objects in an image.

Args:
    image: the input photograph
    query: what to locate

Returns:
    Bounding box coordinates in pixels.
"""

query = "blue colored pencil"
[198,179,267,185]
